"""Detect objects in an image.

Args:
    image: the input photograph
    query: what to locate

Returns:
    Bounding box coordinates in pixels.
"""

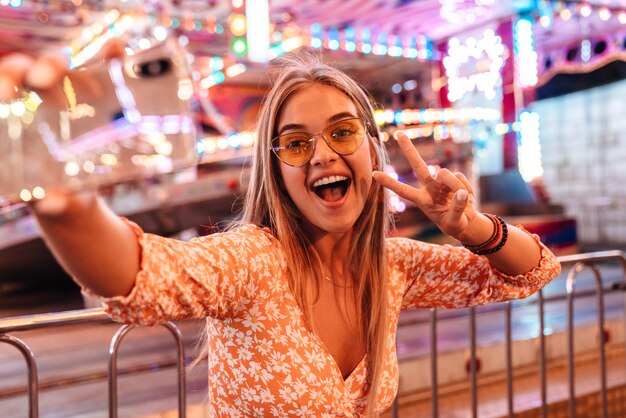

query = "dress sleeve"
[83,218,281,325]
[389,228,561,310]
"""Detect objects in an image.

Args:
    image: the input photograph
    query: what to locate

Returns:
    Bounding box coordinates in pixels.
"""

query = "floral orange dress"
[96,221,560,417]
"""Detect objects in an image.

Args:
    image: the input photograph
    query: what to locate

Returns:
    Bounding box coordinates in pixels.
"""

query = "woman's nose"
[309,135,338,166]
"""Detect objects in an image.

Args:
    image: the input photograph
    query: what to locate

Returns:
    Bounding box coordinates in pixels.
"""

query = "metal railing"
[392,250,626,418]
[0,308,186,418]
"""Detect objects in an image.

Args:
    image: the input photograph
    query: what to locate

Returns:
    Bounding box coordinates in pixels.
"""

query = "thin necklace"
[323,275,353,288]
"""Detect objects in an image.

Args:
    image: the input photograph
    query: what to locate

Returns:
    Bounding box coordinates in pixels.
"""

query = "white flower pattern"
[90,219,560,417]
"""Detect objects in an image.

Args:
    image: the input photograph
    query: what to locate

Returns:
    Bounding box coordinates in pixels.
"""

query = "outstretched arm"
[33,191,140,298]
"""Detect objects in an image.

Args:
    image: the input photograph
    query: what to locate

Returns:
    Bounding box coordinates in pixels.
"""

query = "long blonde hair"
[238,49,393,414]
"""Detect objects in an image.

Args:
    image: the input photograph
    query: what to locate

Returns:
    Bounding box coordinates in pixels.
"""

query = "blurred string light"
[268,24,431,60]
[196,131,255,158]
[0,0,22,7]
[267,35,304,60]
[518,111,543,181]
[494,121,521,135]
[443,29,505,102]
[0,92,42,122]
[514,17,538,87]
[439,0,495,24]
[580,3,592,17]
[305,24,432,60]
[537,0,552,28]
[229,0,247,57]
[404,80,418,91]
[231,37,248,56]
[384,165,406,213]
[200,62,247,89]
[373,107,501,126]
[229,14,247,37]
[373,107,501,142]
[581,39,591,62]
[394,125,452,141]
[545,2,626,25]
[69,11,134,68]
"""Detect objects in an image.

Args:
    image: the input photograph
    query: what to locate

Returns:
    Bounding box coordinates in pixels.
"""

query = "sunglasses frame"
[269,117,370,167]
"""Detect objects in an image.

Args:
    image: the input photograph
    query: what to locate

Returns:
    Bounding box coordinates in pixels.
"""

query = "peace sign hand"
[372,132,478,240]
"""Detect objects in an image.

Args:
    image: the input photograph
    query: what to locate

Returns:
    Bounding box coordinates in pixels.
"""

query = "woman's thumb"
[452,189,468,216]
[30,190,70,217]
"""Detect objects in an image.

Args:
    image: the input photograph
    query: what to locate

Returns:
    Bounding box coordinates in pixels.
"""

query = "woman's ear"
[369,145,379,170]
[366,130,381,169]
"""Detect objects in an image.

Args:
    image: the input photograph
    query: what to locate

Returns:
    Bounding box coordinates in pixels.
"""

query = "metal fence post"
[0,334,39,418]
[538,290,547,418]
[108,322,186,418]
[469,307,477,418]
[505,301,513,417]
[566,262,608,418]
[430,308,438,418]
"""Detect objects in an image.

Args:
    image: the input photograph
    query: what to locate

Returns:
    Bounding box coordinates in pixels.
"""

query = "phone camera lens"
[134,59,171,78]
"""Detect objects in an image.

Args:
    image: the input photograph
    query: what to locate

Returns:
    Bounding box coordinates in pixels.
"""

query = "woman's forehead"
[277,84,358,128]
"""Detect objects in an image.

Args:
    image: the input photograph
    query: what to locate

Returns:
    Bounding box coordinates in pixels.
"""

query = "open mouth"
[311,175,352,202]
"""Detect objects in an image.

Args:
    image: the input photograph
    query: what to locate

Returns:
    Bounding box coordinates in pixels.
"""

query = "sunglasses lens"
[326,119,365,154]
[273,133,313,166]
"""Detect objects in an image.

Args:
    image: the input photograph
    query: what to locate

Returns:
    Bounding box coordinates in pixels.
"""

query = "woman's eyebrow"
[277,123,306,135]
[277,112,358,135]
[328,112,357,123]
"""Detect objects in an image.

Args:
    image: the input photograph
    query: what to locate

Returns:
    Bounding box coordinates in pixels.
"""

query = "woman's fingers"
[396,133,433,187]
[30,189,97,219]
[0,53,69,104]
[372,171,421,204]
[454,172,474,195]
[434,168,465,192]
[100,39,126,60]
[31,190,70,218]
[0,53,35,101]
[25,54,69,90]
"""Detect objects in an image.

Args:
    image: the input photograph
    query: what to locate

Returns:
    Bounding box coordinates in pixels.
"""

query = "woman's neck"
[309,228,353,280]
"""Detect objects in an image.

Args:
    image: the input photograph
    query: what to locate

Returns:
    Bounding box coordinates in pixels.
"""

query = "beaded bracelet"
[463,213,502,251]
[463,214,509,255]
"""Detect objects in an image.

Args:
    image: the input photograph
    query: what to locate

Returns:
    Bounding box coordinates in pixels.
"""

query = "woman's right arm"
[33,191,140,298]
[1,48,139,298]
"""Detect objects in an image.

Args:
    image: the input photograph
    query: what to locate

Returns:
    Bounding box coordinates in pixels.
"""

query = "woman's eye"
[332,129,354,139]
[286,140,308,149]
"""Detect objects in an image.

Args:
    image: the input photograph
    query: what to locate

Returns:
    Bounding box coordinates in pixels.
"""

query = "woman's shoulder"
[192,223,280,250]
[385,235,431,252]
[385,235,453,266]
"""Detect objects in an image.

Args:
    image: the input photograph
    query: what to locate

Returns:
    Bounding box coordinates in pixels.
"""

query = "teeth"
[312,175,349,188]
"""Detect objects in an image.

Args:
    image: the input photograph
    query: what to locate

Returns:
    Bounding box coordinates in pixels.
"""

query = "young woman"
[0,49,560,416]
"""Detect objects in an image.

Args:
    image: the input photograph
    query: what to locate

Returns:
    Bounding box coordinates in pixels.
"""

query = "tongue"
[319,186,344,202]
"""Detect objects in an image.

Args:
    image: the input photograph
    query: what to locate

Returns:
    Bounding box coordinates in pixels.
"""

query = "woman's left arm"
[374,132,549,277]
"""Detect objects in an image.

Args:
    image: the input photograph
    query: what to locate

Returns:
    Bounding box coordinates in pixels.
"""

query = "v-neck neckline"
[310,325,367,384]
[290,295,367,386]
